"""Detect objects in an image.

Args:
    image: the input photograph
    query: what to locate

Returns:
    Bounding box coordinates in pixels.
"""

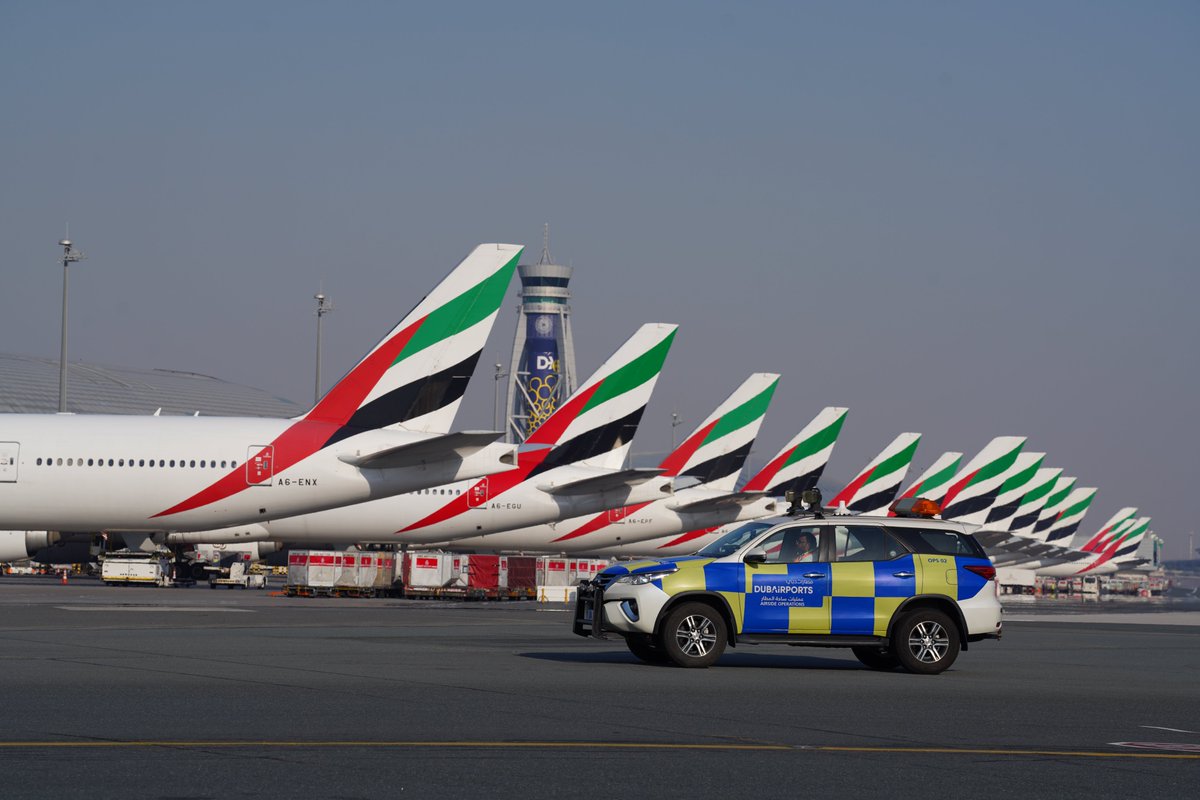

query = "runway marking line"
[0,741,1196,759]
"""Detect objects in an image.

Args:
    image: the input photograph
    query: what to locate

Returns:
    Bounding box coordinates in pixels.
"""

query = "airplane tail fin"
[980,452,1046,528]
[741,407,849,496]
[306,243,522,437]
[1110,517,1152,561]
[1029,476,1078,539]
[1042,486,1097,543]
[1075,506,1139,552]
[827,432,921,515]
[524,323,678,474]
[895,451,963,507]
[1076,516,1150,573]
[938,436,1026,523]
[1005,467,1064,536]
[656,373,780,492]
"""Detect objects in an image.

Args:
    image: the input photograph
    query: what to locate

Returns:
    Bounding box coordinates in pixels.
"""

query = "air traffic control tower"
[504,227,577,443]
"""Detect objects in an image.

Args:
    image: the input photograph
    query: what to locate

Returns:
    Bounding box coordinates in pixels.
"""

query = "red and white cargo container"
[286,550,396,597]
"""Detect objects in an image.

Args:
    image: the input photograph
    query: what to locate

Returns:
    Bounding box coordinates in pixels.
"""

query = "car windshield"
[695,521,775,558]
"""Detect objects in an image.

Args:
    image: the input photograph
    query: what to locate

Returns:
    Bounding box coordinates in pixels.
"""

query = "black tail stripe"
[848,484,902,514]
[1010,510,1040,531]
[766,467,825,498]
[1032,515,1056,533]
[526,406,646,480]
[942,487,1003,520]
[1044,521,1082,542]
[324,352,481,449]
[985,498,1021,524]
[679,441,755,485]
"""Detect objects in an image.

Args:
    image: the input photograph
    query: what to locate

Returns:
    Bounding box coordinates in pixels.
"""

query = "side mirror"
[744,549,767,564]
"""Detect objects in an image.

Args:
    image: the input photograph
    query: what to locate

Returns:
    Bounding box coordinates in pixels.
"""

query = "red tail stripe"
[657,419,720,476]
[656,526,720,549]
[829,465,875,507]
[939,469,979,510]
[524,382,602,446]
[400,448,552,532]
[551,502,654,543]
[307,316,425,424]
[153,318,425,518]
[741,444,798,492]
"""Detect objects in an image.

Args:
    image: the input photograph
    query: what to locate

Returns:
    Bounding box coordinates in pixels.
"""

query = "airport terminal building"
[0,352,301,418]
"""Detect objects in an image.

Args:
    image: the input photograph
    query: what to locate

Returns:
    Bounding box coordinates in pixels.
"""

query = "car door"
[740,524,831,634]
[828,524,916,636]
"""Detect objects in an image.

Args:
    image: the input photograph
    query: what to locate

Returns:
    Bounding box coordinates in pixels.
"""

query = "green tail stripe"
[1059,493,1095,519]
[868,436,921,482]
[970,444,1023,487]
[784,411,848,467]
[581,329,677,414]
[1000,455,1044,494]
[393,251,521,365]
[1120,520,1150,543]
[702,379,779,446]
[1043,479,1076,509]
[921,458,962,493]
[1020,475,1058,506]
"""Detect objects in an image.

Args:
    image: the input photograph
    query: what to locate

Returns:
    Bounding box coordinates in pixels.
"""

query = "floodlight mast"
[56,234,85,413]
[313,291,334,404]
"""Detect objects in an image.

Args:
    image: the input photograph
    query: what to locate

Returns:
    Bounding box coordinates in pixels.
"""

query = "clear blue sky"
[2,2,1197,556]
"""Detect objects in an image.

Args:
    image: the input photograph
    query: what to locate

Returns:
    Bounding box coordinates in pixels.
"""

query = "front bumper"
[572,580,608,638]
[572,579,665,638]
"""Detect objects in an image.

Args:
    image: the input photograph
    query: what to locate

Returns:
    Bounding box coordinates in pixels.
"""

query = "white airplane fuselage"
[430,487,778,555]
[0,414,513,532]
[171,462,673,546]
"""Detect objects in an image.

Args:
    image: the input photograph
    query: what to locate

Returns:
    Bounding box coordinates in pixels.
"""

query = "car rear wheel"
[625,633,670,664]
[660,602,727,668]
[891,610,960,674]
[852,645,899,671]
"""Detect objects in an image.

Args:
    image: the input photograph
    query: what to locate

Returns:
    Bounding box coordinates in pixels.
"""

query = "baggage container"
[287,551,340,593]
[507,556,538,594]
[468,555,502,591]
[568,559,609,583]
[403,552,457,589]
[537,557,570,586]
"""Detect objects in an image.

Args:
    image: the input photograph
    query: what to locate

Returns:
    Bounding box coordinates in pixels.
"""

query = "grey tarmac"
[0,576,1196,799]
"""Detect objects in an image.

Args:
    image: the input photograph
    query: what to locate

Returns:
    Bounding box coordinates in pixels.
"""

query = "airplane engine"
[167,525,271,546]
[190,540,282,566]
[0,531,61,561]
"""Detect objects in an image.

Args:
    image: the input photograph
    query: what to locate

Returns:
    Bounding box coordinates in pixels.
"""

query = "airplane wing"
[339,431,508,470]
[536,468,665,496]
[987,540,1093,564]
[668,490,770,513]
[973,530,1019,550]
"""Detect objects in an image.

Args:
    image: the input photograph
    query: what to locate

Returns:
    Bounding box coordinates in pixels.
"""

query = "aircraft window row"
[407,487,463,496]
[35,457,240,469]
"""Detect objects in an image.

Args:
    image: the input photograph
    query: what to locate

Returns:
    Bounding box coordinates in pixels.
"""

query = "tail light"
[964,564,996,581]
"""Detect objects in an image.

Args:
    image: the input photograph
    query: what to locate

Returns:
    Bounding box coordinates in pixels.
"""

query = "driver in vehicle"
[780,531,817,563]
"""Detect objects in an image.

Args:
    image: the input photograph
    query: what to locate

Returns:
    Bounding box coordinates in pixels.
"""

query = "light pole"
[670,410,684,450]
[493,362,508,433]
[56,236,85,412]
[313,291,333,404]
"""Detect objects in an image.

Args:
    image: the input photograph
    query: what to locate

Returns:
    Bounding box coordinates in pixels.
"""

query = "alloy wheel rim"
[675,614,717,657]
[908,620,949,663]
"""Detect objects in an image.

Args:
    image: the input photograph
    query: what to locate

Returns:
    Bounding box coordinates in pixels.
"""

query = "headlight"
[614,567,677,585]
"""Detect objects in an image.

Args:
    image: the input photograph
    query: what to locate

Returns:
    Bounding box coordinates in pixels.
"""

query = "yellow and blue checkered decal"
[739,554,917,635]
[597,551,992,636]
[916,554,993,602]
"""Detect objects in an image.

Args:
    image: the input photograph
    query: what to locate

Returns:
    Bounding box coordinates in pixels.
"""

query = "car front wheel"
[891,610,960,674]
[660,602,727,668]
[852,645,899,671]
[625,633,670,664]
